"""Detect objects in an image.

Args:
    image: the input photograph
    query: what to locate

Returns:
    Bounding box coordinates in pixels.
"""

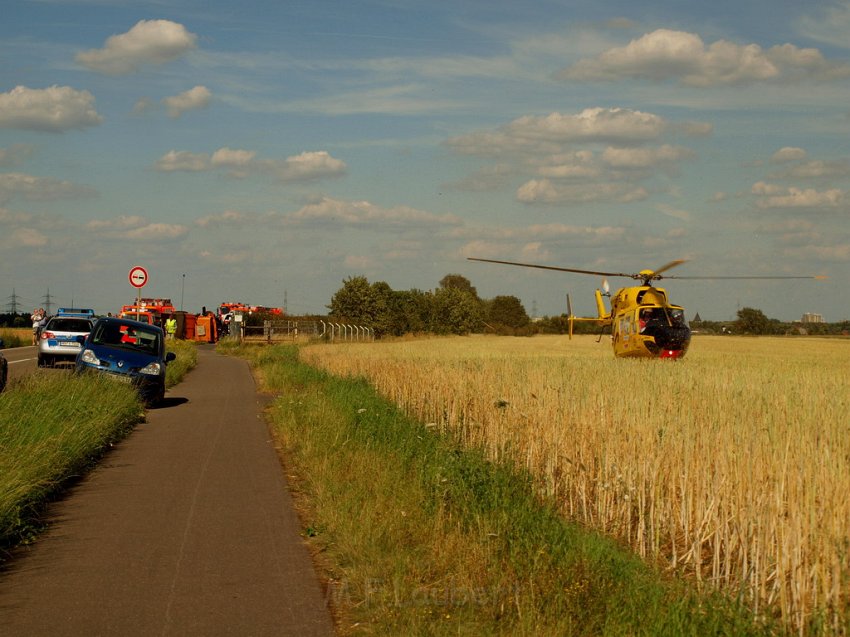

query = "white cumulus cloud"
[154,150,210,172]
[0,172,97,204]
[76,19,197,75]
[195,210,252,227]
[86,215,189,241]
[752,182,845,209]
[445,107,682,159]
[154,148,346,182]
[602,144,694,168]
[287,196,461,227]
[506,107,667,144]
[0,144,35,166]
[771,147,807,163]
[0,86,103,132]
[516,179,648,204]
[211,148,256,167]
[277,151,347,182]
[8,227,48,248]
[163,86,211,118]
[560,29,850,86]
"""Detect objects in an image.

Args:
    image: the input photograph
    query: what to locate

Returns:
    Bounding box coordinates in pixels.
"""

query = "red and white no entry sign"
[129,266,148,289]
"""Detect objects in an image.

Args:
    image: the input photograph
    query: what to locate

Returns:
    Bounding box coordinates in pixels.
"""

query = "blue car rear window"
[47,318,92,332]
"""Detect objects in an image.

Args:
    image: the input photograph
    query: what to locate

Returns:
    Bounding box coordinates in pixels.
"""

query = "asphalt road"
[0,345,335,636]
[3,344,38,381]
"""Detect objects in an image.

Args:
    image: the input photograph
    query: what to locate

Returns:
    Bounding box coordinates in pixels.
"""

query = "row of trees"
[0,313,31,328]
[328,274,531,337]
[327,276,849,339]
[697,307,850,336]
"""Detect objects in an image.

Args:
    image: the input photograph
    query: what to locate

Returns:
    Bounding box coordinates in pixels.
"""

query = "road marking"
[9,358,36,364]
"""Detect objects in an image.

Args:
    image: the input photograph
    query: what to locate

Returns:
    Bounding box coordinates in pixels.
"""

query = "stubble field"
[300,334,850,634]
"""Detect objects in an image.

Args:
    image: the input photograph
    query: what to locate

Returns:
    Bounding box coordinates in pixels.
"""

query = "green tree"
[428,287,483,335]
[438,274,479,299]
[369,281,396,336]
[735,307,772,335]
[328,276,388,335]
[387,289,430,336]
[487,295,530,331]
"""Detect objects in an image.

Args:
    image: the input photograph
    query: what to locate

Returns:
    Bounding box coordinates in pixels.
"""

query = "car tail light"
[41,331,54,339]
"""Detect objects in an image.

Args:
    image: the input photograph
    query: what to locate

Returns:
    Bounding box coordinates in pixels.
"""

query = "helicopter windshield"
[639,307,689,331]
[668,308,688,327]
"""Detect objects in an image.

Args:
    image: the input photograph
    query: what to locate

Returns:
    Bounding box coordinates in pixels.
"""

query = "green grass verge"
[166,338,197,388]
[224,343,782,636]
[0,339,197,553]
[0,374,141,549]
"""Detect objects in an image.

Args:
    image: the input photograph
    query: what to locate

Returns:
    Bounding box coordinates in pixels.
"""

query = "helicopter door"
[619,316,632,344]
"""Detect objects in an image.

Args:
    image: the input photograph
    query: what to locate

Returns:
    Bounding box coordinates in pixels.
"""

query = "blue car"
[76,317,175,406]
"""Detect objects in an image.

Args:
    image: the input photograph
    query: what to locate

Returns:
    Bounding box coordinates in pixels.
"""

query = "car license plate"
[107,373,133,384]
[60,341,80,347]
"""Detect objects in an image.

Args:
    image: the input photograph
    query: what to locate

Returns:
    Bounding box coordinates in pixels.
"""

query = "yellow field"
[300,334,850,633]
[0,327,34,347]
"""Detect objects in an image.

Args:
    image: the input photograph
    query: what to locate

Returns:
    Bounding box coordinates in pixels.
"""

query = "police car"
[37,308,95,367]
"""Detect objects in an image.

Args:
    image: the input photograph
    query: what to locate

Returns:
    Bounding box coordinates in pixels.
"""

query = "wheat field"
[300,334,850,634]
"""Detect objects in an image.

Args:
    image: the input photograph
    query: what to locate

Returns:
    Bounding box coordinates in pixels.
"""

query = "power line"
[42,287,54,315]
[6,288,21,314]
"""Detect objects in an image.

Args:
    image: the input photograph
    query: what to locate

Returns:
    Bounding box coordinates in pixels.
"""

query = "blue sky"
[2,0,849,321]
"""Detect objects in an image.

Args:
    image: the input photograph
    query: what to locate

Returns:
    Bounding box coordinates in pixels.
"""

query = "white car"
[38,313,94,367]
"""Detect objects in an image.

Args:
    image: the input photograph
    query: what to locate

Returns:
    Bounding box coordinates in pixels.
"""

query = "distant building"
[801,313,824,323]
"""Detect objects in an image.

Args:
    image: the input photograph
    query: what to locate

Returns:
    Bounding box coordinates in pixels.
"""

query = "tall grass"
[0,339,197,549]
[300,334,850,635]
[0,374,141,545]
[166,338,197,387]
[0,328,31,348]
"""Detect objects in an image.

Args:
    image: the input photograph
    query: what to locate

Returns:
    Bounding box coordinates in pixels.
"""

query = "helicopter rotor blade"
[650,259,688,278]
[467,258,633,279]
[665,274,828,280]
[468,256,828,283]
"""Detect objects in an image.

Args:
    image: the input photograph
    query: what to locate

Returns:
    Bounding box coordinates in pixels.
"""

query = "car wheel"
[37,355,48,368]
[145,386,166,408]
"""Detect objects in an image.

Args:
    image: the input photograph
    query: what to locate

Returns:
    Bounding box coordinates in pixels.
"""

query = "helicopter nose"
[655,325,691,350]
[647,325,691,356]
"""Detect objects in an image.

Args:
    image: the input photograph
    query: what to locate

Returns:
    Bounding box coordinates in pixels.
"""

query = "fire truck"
[119,298,176,326]
[218,301,284,317]
[118,298,220,343]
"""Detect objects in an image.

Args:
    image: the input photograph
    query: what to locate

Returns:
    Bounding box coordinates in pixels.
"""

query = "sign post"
[128,266,148,320]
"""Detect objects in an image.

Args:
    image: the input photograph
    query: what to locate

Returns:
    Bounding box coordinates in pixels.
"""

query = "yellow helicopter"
[468,257,827,359]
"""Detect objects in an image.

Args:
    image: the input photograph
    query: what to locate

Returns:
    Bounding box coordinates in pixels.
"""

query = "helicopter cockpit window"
[638,308,665,332]
[669,308,688,327]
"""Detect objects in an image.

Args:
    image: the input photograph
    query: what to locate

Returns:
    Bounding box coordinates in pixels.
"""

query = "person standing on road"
[165,316,177,340]
[31,308,45,345]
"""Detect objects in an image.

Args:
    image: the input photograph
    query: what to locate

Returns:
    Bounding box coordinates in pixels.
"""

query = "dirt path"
[0,346,334,636]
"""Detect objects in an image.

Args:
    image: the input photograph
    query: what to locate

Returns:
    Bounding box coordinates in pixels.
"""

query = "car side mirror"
[166,352,176,362]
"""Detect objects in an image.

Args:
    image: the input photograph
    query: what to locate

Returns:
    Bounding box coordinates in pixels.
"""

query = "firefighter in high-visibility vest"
[165,316,177,339]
